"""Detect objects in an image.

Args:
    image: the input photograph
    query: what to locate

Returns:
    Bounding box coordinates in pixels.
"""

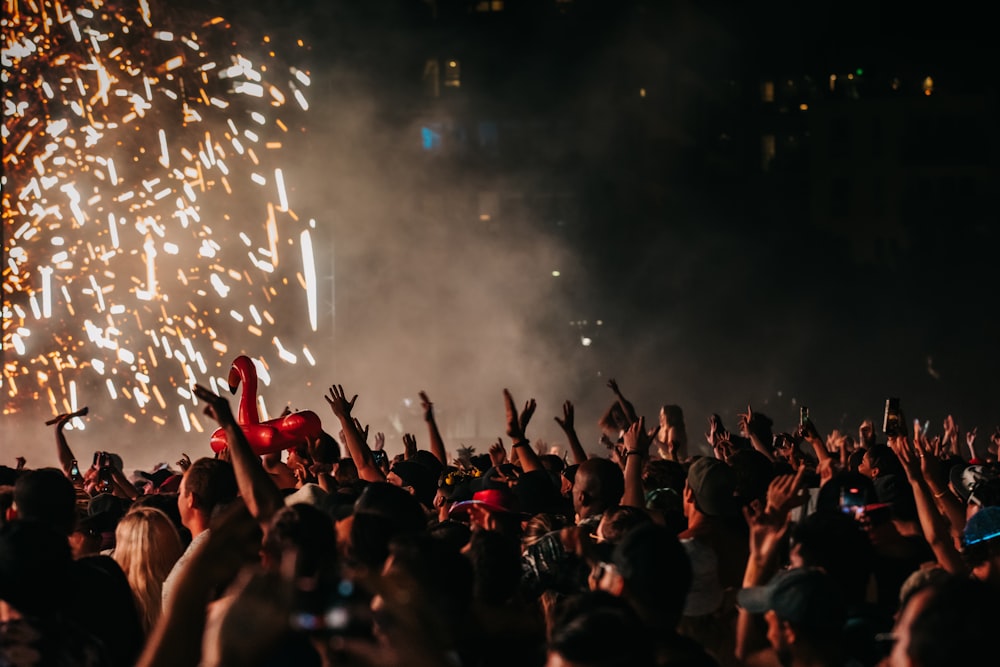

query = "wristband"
[511,440,530,448]
[624,450,644,457]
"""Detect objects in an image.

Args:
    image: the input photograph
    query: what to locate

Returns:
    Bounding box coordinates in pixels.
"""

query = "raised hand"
[943,414,959,452]
[743,501,792,564]
[622,416,651,457]
[402,433,417,459]
[323,384,357,420]
[503,389,527,440]
[705,413,728,447]
[352,418,370,444]
[966,427,978,457]
[489,438,507,467]
[764,465,808,519]
[45,406,90,427]
[373,432,386,451]
[177,453,192,472]
[519,398,537,434]
[737,404,753,437]
[194,383,237,426]
[859,419,875,448]
[554,400,575,432]
[607,378,621,395]
[419,391,434,422]
[15,457,26,471]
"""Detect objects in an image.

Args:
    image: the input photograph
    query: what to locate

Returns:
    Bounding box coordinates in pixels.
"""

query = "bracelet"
[933,489,947,499]
[624,450,644,457]
[511,440,530,448]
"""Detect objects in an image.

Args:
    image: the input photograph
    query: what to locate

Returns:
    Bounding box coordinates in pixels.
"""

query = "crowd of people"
[1,374,999,667]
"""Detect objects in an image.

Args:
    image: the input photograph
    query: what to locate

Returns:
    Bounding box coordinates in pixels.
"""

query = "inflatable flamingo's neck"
[230,355,260,425]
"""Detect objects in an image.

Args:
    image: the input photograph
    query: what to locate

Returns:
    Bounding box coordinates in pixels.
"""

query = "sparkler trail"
[2,0,321,436]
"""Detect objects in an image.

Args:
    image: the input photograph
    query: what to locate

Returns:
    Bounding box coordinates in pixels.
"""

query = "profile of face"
[884,586,931,667]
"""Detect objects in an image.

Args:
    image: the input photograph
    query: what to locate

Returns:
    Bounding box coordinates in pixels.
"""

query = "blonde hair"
[113,505,184,634]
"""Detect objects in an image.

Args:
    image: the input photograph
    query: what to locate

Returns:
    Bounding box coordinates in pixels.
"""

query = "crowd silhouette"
[2,370,999,667]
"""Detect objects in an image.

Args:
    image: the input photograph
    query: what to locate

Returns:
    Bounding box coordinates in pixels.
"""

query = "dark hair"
[0,520,74,615]
[575,458,625,515]
[349,483,427,571]
[13,468,77,535]
[865,444,903,477]
[183,458,238,516]
[727,449,777,508]
[467,529,522,605]
[311,431,341,465]
[641,459,685,495]
[611,522,691,628]
[905,577,1000,667]
[262,503,338,578]
[791,510,874,605]
[549,591,654,667]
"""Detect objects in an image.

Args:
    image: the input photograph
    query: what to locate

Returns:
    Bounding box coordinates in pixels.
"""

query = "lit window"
[478,191,499,222]
[922,76,934,95]
[423,59,440,98]
[444,60,461,88]
[761,81,774,103]
[761,134,776,171]
[829,74,837,92]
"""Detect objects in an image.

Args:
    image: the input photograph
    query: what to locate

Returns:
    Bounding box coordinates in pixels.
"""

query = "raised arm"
[324,384,385,482]
[621,416,651,508]
[194,384,284,523]
[735,466,808,661]
[739,403,775,463]
[890,433,967,575]
[136,501,262,667]
[419,391,448,466]
[606,378,639,425]
[504,388,542,473]
[554,400,588,464]
[48,406,89,477]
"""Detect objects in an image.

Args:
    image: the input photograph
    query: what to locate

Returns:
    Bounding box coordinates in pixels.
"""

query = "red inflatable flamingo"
[209,355,323,456]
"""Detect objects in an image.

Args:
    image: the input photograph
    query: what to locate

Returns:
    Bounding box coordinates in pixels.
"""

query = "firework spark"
[2,0,320,434]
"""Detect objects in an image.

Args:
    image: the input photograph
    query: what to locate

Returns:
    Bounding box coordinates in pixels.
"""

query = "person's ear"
[780,619,797,645]
[683,484,695,504]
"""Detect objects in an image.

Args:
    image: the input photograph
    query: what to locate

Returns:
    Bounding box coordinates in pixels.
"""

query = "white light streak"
[301,230,317,331]
[275,168,288,211]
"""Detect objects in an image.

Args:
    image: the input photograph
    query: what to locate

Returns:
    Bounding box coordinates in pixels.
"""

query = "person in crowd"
[113,505,185,635]
[737,567,848,667]
[160,456,239,611]
[883,574,998,667]
[12,379,999,667]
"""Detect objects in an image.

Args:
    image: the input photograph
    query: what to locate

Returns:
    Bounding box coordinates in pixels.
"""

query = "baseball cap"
[962,506,1000,550]
[449,487,524,519]
[950,464,996,504]
[686,457,738,517]
[738,567,846,631]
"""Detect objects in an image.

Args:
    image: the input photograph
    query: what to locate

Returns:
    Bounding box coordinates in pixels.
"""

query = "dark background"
[4,0,997,467]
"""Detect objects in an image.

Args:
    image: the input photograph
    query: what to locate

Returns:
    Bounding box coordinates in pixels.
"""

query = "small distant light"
[448,61,457,68]
[847,73,854,80]
[596,320,603,326]
[479,214,491,221]
[639,88,646,97]
[855,67,863,76]
[799,103,808,111]
[581,337,592,347]
[551,270,560,277]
